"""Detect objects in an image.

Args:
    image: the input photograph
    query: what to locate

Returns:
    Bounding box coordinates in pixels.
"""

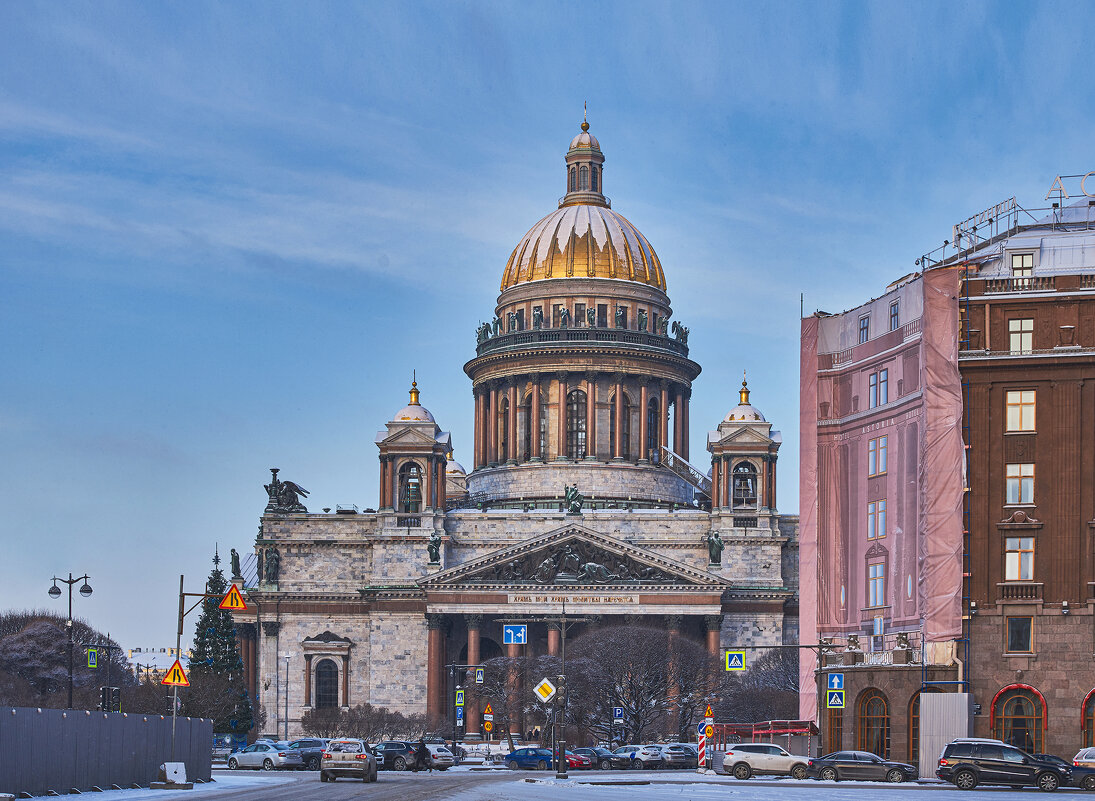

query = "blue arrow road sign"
[828,673,844,690]
[697,721,707,736]
[503,624,527,645]
[613,707,624,720]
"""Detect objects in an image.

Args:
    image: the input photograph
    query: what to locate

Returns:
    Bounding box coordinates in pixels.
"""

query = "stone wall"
[465,461,693,504]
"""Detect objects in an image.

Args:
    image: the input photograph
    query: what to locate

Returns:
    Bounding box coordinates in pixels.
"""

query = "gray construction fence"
[0,707,212,797]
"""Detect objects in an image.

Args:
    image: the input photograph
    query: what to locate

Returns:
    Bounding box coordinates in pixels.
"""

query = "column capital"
[426,613,447,631]
[665,614,683,631]
[659,379,670,391]
[465,614,483,630]
[611,371,625,384]
[556,371,569,383]
[704,614,723,632]
[584,371,598,383]
[546,621,561,632]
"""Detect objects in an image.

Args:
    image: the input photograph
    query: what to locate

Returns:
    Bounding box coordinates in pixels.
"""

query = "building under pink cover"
[799,267,965,723]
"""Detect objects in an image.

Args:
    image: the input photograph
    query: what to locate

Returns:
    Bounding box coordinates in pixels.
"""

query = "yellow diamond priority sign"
[533,678,557,703]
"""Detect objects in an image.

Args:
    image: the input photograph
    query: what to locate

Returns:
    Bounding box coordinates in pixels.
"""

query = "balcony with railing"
[997,582,1043,601]
[475,327,690,358]
[984,276,1056,293]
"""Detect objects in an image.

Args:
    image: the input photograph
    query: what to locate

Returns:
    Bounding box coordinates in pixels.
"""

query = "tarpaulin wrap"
[919,266,965,641]
[798,315,819,722]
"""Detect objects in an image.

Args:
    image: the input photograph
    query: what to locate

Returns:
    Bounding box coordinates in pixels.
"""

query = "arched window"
[908,689,941,764]
[499,397,510,462]
[857,689,890,758]
[1084,689,1095,747]
[315,659,339,709]
[569,166,576,192]
[591,166,599,193]
[827,707,843,753]
[994,686,1045,753]
[566,389,587,459]
[732,462,758,508]
[610,392,632,460]
[647,397,660,460]
[398,462,422,513]
[579,165,589,191]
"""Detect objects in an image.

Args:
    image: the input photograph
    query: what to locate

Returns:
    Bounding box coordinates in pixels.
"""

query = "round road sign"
[484,721,493,732]
[705,724,714,738]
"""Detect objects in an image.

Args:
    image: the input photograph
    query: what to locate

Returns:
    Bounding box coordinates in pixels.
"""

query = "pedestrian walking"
[414,736,431,773]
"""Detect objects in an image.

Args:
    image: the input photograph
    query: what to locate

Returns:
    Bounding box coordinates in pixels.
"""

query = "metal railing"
[658,445,711,496]
[475,327,689,358]
[997,582,1043,601]
[984,276,1056,293]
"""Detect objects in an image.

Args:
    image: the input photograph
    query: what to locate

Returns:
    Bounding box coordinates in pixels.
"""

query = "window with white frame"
[1005,390,1036,432]
[868,562,886,608]
[868,435,888,476]
[1005,536,1034,581]
[868,499,887,539]
[1005,463,1034,505]
[1011,253,1033,288]
[1008,319,1033,354]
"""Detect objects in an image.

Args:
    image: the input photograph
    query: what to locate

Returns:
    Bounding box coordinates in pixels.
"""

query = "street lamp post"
[283,653,291,741]
[48,572,92,709]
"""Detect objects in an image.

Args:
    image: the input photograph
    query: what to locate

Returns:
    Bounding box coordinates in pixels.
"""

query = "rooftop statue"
[532,307,543,330]
[586,307,597,328]
[564,483,584,515]
[264,468,309,514]
[637,309,647,332]
[559,307,570,328]
[427,531,442,564]
[705,531,724,565]
[230,548,242,578]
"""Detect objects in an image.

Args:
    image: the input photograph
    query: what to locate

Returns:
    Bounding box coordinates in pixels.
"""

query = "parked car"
[1033,754,1095,791]
[1076,747,1095,769]
[574,747,631,770]
[614,744,664,769]
[227,741,304,771]
[937,739,1070,791]
[553,750,593,769]
[808,750,917,783]
[505,747,555,770]
[720,742,810,780]
[372,740,418,771]
[286,738,329,771]
[426,743,456,770]
[320,738,377,782]
[649,744,693,769]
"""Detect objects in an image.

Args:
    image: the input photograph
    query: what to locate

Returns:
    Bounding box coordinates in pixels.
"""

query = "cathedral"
[232,121,799,739]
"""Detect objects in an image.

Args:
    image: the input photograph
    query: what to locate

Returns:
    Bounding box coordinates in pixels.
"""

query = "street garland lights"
[48,572,93,709]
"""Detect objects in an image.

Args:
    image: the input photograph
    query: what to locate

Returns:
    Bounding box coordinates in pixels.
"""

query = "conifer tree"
[183,551,253,734]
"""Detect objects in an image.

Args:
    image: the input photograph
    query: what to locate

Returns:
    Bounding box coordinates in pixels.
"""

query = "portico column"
[555,372,568,460]
[505,642,523,735]
[424,456,434,511]
[304,653,313,706]
[659,382,669,459]
[673,388,684,455]
[488,384,498,466]
[585,373,597,460]
[681,390,690,461]
[507,382,518,464]
[466,615,482,737]
[638,383,650,463]
[473,391,483,469]
[547,622,561,656]
[341,654,350,707]
[427,614,446,721]
[666,615,682,738]
[711,455,720,511]
[379,458,389,510]
[705,615,722,656]
[612,373,624,460]
[531,379,542,461]
[721,457,730,509]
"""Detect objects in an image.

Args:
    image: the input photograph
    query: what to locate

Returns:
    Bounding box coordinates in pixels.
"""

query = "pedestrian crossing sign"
[455,690,464,707]
[475,667,485,684]
[219,584,247,611]
[827,690,845,709]
[724,650,746,671]
[161,659,190,687]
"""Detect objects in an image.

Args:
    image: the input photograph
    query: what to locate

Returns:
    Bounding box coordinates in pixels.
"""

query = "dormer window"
[1011,253,1033,289]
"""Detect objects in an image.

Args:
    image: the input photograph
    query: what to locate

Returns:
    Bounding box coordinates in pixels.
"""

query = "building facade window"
[1005,463,1034,505]
[732,462,759,508]
[827,707,843,753]
[859,315,870,344]
[994,686,1043,752]
[315,659,339,709]
[1011,253,1034,288]
[1006,616,1034,653]
[591,166,599,193]
[857,689,890,758]
[397,462,422,513]
[868,562,885,607]
[568,166,576,192]
[1006,390,1036,432]
[574,303,585,326]
[609,392,632,460]
[566,389,587,459]
[1083,691,1095,747]
[646,397,660,459]
[889,302,900,332]
[1009,318,1033,354]
[579,165,589,191]
[868,435,888,476]
[867,500,887,539]
[869,369,889,408]
[1005,536,1034,581]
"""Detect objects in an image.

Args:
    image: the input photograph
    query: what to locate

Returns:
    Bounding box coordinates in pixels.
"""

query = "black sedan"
[371,740,418,771]
[1034,754,1095,791]
[573,747,632,770]
[807,750,917,782]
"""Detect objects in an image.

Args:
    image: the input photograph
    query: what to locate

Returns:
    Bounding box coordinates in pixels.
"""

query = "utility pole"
[48,572,93,710]
[170,575,228,761]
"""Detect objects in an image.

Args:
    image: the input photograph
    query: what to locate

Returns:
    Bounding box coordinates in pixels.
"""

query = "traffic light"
[110,687,120,713]
[100,687,109,711]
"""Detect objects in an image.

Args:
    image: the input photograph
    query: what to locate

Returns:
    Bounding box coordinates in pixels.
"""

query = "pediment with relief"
[378,427,445,447]
[420,524,727,589]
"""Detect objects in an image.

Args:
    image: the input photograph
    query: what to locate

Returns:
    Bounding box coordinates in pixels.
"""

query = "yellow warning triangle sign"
[219,583,247,611]
[161,659,190,687]
[483,703,493,715]
[704,704,713,718]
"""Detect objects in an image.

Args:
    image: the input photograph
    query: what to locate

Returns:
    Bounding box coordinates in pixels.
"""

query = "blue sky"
[3,1,1094,648]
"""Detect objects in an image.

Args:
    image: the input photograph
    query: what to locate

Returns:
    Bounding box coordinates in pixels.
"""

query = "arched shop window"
[315,659,339,709]
[857,688,890,758]
[993,685,1045,753]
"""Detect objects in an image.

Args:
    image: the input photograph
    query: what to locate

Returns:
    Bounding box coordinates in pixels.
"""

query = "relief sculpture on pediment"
[480,538,683,585]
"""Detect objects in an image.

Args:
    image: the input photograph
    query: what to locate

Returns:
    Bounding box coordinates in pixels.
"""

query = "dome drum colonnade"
[464,122,700,504]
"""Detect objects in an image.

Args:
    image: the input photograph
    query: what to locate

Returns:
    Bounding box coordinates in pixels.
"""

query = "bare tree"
[715,648,799,723]
[668,635,724,740]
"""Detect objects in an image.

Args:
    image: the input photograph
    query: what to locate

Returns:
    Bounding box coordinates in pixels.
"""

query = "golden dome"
[500,200,665,291]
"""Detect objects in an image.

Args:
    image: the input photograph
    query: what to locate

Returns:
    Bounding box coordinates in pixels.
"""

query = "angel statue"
[264,468,310,513]
[587,307,597,328]
[559,307,570,328]
[563,483,584,515]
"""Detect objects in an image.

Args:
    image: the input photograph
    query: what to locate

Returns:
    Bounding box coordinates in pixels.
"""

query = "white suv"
[615,745,664,769]
[719,742,810,780]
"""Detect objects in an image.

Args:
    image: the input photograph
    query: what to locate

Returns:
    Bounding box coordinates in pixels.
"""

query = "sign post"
[697,720,706,773]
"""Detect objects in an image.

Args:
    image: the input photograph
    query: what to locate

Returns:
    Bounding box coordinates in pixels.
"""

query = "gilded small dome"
[500,204,666,291]
[569,128,601,151]
[392,378,436,423]
[724,374,765,422]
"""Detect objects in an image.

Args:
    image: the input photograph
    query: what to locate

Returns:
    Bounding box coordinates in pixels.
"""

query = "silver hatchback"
[228,741,304,771]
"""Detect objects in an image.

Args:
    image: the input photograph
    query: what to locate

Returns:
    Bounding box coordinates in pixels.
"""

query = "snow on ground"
[35,772,288,801]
